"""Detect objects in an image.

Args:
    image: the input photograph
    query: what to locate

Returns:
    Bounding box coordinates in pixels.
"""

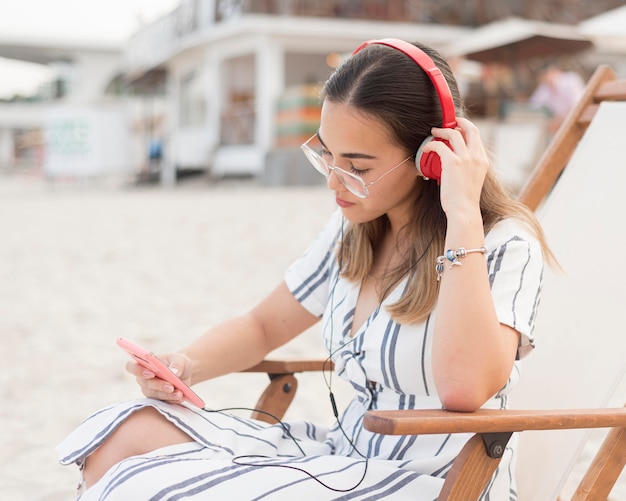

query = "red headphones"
[352,38,458,183]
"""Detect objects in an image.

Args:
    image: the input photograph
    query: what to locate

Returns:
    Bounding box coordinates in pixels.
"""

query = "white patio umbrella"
[579,5,626,54]
[446,16,593,63]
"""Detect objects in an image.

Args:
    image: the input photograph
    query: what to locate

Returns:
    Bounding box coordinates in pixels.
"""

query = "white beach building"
[0,36,126,176]
[120,0,469,184]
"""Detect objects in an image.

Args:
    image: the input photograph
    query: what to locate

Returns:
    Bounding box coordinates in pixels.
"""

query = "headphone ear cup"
[421,150,442,183]
[416,135,454,183]
[415,135,442,183]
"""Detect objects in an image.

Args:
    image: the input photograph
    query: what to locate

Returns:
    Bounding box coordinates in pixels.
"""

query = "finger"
[455,117,483,150]
[125,360,155,379]
[143,385,184,403]
[149,382,184,402]
[163,353,192,382]
[137,373,184,402]
[421,138,456,161]
[124,359,184,402]
[456,116,478,133]
[430,127,467,154]
[166,357,184,378]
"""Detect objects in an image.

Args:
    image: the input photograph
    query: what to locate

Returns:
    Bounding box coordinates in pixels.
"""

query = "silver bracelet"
[436,247,487,281]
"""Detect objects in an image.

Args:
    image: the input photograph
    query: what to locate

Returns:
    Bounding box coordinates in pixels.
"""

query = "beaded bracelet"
[436,247,487,281]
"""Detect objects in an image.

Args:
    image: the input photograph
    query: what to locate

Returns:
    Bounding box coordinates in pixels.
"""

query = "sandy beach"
[0,173,354,500]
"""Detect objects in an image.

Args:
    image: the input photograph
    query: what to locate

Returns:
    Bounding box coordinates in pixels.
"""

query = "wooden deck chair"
[242,64,626,500]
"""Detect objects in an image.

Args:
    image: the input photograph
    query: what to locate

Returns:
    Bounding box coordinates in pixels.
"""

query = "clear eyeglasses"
[300,134,413,199]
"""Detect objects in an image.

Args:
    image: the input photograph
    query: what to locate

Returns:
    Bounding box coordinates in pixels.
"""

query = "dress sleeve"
[484,219,544,359]
[284,210,344,317]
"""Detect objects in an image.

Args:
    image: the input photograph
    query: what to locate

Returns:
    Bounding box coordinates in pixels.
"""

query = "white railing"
[123,0,424,75]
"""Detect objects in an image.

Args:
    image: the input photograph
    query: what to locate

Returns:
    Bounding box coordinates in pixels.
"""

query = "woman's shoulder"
[289,209,343,266]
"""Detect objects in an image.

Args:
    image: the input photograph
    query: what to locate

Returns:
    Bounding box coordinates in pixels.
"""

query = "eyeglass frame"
[300,134,413,199]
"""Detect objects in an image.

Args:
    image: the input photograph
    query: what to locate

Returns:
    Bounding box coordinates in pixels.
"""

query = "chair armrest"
[365,408,626,501]
[363,407,626,435]
[242,359,332,375]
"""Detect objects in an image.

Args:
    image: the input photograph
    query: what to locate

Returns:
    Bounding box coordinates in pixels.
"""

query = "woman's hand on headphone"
[424,117,489,221]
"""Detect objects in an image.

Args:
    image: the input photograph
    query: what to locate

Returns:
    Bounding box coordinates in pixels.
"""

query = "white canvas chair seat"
[513,99,626,500]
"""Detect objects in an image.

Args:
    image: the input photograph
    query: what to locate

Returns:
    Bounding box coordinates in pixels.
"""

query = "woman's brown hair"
[323,42,554,324]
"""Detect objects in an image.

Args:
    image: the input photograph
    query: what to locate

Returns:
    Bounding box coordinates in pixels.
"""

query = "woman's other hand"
[126,353,193,403]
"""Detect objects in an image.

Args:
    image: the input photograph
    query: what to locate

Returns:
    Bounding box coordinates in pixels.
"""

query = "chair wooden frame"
[242,64,626,500]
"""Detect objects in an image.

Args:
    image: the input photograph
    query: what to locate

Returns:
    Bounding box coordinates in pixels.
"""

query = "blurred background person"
[528,64,585,134]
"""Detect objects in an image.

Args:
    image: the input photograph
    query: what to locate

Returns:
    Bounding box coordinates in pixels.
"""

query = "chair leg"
[570,426,626,501]
[250,373,298,424]
[438,433,510,501]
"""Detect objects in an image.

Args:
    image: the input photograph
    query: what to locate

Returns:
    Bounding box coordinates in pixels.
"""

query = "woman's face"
[318,100,421,226]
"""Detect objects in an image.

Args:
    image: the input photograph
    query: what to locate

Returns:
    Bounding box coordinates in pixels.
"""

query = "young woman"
[58,39,549,500]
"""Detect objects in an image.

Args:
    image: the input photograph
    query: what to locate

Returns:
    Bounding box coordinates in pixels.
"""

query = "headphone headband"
[352,38,457,129]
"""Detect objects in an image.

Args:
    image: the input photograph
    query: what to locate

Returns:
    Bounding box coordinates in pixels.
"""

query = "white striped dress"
[57,210,544,500]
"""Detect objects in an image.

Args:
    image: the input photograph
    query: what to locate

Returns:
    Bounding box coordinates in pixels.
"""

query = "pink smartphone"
[117,337,205,408]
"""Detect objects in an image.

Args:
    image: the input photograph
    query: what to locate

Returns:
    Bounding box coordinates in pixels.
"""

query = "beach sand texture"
[0,175,355,500]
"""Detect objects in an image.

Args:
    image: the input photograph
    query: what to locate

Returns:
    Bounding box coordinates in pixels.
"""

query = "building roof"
[0,34,120,65]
